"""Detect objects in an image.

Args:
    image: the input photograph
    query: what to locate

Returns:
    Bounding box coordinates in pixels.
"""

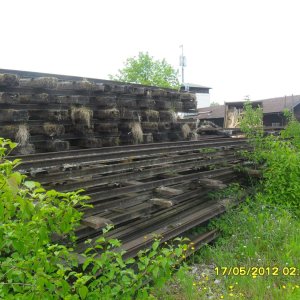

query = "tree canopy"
[109,52,180,89]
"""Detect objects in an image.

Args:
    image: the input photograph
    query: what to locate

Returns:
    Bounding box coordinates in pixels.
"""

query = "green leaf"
[116,257,126,268]
[78,286,88,299]
[152,240,160,251]
[24,180,37,190]
[125,258,135,265]
[109,52,180,89]
[152,266,159,278]
[82,258,92,271]
[7,176,18,195]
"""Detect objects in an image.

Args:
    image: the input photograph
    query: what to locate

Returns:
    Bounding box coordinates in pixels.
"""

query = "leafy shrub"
[239,102,300,211]
[80,231,188,299]
[239,101,264,143]
[197,198,300,300]
[0,138,187,299]
[0,138,89,299]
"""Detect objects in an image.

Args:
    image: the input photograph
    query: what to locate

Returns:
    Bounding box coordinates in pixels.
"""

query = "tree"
[109,52,180,89]
[210,101,220,107]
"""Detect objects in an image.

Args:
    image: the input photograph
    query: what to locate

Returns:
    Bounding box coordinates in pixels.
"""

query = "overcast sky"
[1,0,299,103]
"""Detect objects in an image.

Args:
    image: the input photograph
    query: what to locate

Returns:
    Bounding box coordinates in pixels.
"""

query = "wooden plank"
[243,168,262,178]
[109,208,126,213]
[123,180,144,186]
[155,186,184,196]
[82,216,112,229]
[158,172,179,179]
[149,198,173,208]
[198,178,227,190]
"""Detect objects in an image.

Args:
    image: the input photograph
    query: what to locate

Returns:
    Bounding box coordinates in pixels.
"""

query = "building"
[197,95,300,127]
[181,83,211,108]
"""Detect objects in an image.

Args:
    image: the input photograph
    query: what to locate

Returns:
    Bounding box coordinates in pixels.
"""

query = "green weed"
[199,148,218,154]
[0,138,191,299]
[159,103,300,299]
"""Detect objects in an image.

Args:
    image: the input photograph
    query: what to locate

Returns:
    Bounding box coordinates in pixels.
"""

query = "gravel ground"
[157,263,244,299]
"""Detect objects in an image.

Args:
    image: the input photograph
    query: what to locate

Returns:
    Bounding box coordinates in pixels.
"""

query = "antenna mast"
[179,45,186,84]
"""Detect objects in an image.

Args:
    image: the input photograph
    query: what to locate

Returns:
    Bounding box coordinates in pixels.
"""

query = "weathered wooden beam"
[82,216,112,230]
[0,109,29,122]
[244,168,262,178]
[109,208,126,213]
[123,180,144,186]
[198,178,227,190]
[149,198,173,208]
[155,186,184,196]
[158,172,179,179]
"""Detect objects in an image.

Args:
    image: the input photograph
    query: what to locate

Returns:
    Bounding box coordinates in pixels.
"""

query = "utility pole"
[179,45,186,85]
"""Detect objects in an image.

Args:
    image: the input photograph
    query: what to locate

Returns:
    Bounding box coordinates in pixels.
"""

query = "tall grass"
[156,104,300,300]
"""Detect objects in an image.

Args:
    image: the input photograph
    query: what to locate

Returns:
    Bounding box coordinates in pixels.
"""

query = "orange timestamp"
[215,266,300,276]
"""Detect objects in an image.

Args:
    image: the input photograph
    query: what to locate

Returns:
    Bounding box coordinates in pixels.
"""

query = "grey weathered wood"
[82,216,112,229]
[158,172,179,179]
[109,208,126,213]
[149,198,173,208]
[155,186,184,196]
[123,180,144,186]
[198,178,227,190]
[245,168,262,178]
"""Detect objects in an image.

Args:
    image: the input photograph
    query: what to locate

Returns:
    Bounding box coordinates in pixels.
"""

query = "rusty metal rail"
[18,137,248,260]
[15,138,246,170]
[14,137,236,161]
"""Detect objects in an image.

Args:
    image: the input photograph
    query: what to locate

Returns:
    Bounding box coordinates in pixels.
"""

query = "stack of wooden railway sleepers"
[0,69,197,154]
[13,137,248,259]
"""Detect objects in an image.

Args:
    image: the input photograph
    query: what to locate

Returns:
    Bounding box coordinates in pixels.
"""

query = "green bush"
[0,138,89,299]
[0,138,187,299]
[197,198,300,300]
[239,102,300,211]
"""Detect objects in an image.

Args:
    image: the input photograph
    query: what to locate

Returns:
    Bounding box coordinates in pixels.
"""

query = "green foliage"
[109,52,180,89]
[158,105,300,299]
[210,101,220,107]
[0,138,89,299]
[198,147,217,154]
[281,109,300,149]
[80,234,188,299]
[239,100,264,144]
[0,137,187,299]
[208,183,244,202]
[239,102,300,211]
[196,199,300,300]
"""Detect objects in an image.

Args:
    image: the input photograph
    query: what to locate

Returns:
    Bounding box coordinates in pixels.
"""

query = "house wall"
[263,113,286,127]
[294,105,300,121]
[199,118,224,127]
[196,93,210,108]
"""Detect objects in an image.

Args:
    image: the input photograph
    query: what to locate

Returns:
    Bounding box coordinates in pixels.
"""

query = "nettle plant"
[0,138,89,299]
[239,103,300,211]
[0,138,188,299]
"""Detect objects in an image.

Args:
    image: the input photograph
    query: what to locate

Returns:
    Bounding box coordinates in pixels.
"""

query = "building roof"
[197,105,225,119]
[182,83,212,89]
[181,83,211,94]
[197,95,300,120]
[261,95,300,113]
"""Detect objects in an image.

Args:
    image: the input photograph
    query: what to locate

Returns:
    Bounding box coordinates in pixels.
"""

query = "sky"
[1,0,300,104]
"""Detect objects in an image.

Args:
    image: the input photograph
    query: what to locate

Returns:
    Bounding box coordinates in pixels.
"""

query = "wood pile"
[0,69,197,153]
[12,138,248,258]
